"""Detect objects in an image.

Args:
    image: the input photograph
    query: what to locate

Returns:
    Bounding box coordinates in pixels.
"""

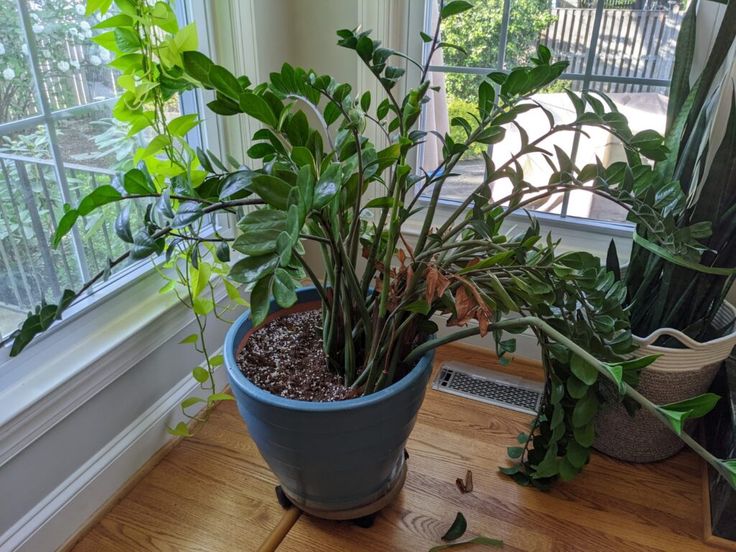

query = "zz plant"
[4,0,735,488]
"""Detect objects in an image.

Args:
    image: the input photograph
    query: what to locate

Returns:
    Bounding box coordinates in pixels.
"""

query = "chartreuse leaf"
[179,334,198,345]
[656,393,720,434]
[441,512,467,541]
[207,392,234,404]
[180,396,205,409]
[192,366,209,383]
[167,422,192,437]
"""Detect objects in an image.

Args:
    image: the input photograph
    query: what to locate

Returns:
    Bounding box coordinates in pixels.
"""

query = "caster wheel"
[275,485,292,509]
[352,513,377,528]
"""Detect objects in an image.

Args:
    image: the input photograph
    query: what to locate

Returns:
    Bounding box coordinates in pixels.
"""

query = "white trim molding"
[0,278,229,469]
[0,362,228,552]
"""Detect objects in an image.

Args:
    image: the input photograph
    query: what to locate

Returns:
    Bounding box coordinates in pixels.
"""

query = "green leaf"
[273,268,297,308]
[250,276,273,326]
[313,163,341,209]
[209,354,224,367]
[566,375,588,399]
[77,186,122,216]
[441,512,467,541]
[401,300,431,315]
[173,202,204,228]
[192,366,210,383]
[209,64,242,101]
[220,170,254,199]
[507,446,524,459]
[572,392,598,427]
[207,392,235,404]
[183,51,214,86]
[657,393,721,434]
[570,354,597,386]
[573,421,595,447]
[724,460,736,489]
[429,536,504,551]
[168,114,200,137]
[53,208,79,248]
[478,81,495,119]
[114,27,141,53]
[239,91,278,127]
[179,334,198,345]
[180,396,205,409]
[441,0,473,19]
[250,175,292,210]
[565,441,590,469]
[167,422,192,437]
[230,254,279,284]
[123,168,153,195]
[135,134,171,163]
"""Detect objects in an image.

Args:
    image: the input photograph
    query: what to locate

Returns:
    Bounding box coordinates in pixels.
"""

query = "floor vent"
[432,361,543,415]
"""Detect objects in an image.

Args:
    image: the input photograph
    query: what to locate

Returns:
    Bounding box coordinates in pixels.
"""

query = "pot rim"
[224,286,434,413]
[632,300,736,352]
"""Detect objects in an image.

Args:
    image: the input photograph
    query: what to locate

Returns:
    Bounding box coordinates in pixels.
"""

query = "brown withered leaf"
[448,281,492,337]
[398,248,406,265]
[425,266,450,305]
[455,470,473,494]
[452,285,475,326]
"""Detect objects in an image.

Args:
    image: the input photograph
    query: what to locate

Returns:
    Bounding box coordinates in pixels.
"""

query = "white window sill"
[0,264,193,468]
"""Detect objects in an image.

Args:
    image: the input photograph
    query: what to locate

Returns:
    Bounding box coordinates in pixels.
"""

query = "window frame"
[0,0,216,362]
[0,0,207,346]
[414,0,678,243]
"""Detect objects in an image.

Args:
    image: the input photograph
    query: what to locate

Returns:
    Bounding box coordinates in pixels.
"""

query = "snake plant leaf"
[429,536,503,551]
[440,512,467,541]
[656,393,721,434]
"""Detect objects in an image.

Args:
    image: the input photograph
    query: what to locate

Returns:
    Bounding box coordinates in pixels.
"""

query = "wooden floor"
[71,345,716,552]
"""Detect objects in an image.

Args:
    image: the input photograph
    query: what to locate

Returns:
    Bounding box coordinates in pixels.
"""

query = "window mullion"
[14,0,91,283]
[497,0,512,70]
[560,0,606,218]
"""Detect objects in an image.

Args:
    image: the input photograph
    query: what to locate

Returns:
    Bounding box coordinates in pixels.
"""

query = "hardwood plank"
[71,403,284,552]
[71,344,718,551]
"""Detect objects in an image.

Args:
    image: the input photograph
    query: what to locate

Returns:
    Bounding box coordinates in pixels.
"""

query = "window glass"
[421,0,684,224]
[0,0,194,341]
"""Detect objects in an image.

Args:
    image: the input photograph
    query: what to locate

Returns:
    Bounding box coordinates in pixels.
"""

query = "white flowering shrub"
[0,0,115,123]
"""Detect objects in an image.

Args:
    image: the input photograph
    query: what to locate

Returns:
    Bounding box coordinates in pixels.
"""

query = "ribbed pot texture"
[594,302,736,463]
[224,287,434,516]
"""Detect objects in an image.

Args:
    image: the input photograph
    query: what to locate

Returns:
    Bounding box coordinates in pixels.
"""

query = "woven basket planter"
[594,302,736,463]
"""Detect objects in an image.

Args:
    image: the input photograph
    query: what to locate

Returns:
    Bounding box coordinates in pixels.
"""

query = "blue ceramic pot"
[224,287,434,517]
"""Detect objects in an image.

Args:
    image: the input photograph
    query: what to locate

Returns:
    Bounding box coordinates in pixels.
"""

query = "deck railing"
[0,152,133,318]
[542,4,683,92]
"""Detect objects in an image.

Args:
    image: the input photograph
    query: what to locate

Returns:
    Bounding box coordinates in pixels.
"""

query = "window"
[420,0,682,226]
[0,0,200,341]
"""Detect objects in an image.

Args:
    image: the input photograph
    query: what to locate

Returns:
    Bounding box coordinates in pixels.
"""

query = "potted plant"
[5,0,736,509]
[596,0,736,463]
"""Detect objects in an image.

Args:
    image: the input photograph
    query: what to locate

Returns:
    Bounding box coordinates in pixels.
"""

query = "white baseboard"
[0,361,228,552]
